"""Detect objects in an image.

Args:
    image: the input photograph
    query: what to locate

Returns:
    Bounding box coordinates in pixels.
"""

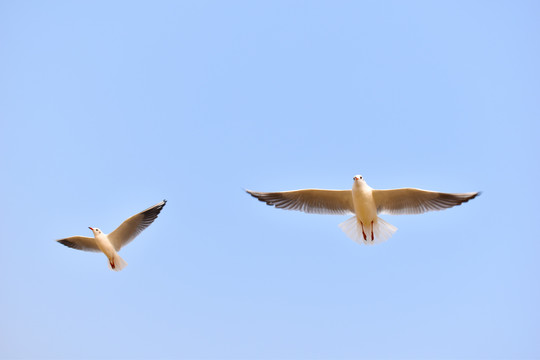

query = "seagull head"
[353,175,364,182]
[88,227,101,235]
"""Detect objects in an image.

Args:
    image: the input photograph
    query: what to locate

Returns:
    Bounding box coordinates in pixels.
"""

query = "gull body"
[90,227,122,270]
[246,175,480,245]
[57,200,167,271]
[352,175,376,227]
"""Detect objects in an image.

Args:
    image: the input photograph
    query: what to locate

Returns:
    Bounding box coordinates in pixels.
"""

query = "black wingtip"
[470,192,481,200]
[245,190,276,207]
[57,239,79,250]
[245,189,260,199]
[461,191,481,205]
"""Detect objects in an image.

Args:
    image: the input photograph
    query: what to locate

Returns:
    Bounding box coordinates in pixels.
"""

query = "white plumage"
[57,200,167,271]
[247,175,479,245]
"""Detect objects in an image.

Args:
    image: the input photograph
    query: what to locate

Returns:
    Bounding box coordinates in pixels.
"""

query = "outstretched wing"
[373,188,480,215]
[246,189,354,215]
[108,200,167,251]
[57,236,100,252]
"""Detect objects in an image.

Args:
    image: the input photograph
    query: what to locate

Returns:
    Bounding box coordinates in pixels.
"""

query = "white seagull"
[246,176,479,245]
[57,200,167,270]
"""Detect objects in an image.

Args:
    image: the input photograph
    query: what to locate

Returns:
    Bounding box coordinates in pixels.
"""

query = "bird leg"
[360,221,367,241]
[371,221,374,241]
[110,260,115,269]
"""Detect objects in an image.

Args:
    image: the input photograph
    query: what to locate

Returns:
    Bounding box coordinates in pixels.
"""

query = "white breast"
[94,233,116,258]
[352,182,377,223]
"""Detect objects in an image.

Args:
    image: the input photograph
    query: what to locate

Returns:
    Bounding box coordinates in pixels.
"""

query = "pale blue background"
[1,1,539,359]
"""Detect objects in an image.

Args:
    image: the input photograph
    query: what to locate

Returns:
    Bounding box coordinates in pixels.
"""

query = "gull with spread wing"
[246,176,479,245]
[57,200,167,270]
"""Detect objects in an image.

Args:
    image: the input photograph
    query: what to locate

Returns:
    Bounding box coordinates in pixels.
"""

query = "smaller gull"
[57,200,167,271]
[246,176,480,245]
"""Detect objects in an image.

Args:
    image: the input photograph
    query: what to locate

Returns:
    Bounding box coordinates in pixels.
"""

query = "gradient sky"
[1,1,539,359]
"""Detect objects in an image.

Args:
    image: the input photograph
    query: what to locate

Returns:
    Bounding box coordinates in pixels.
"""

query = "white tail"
[108,253,128,271]
[338,216,397,245]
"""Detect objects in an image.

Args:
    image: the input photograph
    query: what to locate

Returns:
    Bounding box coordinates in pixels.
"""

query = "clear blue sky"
[1,1,539,359]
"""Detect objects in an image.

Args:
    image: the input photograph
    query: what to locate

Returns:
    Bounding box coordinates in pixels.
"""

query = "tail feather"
[338,216,397,245]
[373,217,398,244]
[108,253,128,271]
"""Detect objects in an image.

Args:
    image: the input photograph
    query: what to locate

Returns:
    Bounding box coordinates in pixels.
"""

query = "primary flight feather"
[247,176,479,245]
[57,200,167,271]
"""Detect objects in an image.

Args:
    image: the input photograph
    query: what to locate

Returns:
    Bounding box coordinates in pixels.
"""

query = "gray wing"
[57,236,100,252]
[108,200,167,251]
[372,188,480,215]
[246,189,354,215]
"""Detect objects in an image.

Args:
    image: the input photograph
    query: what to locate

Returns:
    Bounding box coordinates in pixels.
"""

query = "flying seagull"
[56,200,167,270]
[246,176,479,245]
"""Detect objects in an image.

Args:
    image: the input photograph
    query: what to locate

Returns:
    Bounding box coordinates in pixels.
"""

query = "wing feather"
[246,189,354,215]
[56,236,100,252]
[373,188,480,215]
[108,200,167,251]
